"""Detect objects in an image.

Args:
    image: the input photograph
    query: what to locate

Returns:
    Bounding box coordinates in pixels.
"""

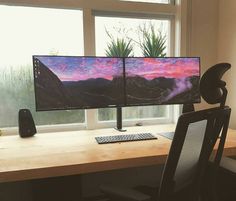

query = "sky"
[0,6,83,67]
[36,57,200,82]
[125,57,200,79]
[0,5,169,70]
[36,56,123,81]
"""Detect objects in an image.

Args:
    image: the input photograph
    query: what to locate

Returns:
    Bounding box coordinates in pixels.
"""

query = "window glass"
[98,106,167,121]
[95,16,170,121]
[0,5,84,127]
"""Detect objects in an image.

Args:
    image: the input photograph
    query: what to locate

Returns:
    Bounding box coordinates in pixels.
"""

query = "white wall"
[190,0,219,70]
[189,0,236,128]
[218,0,236,128]
[189,0,219,110]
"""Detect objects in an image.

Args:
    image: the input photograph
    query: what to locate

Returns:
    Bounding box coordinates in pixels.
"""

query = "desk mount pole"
[182,103,195,113]
[115,107,126,132]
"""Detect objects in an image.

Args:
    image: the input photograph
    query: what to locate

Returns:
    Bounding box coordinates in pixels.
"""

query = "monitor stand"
[114,107,126,132]
[114,104,195,133]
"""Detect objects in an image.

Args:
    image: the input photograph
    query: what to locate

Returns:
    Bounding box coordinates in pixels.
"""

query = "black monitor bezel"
[33,55,201,112]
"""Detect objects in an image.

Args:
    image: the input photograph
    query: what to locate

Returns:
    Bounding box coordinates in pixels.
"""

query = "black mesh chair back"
[158,106,231,201]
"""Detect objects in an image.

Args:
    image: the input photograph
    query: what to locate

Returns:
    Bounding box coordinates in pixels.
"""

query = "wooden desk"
[0,124,235,183]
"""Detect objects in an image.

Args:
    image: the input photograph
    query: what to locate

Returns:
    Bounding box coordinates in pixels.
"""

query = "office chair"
[195,62,236,200]
[100,106,231,201]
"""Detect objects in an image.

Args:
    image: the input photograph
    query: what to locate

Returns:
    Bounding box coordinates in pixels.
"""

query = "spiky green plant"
[139,24,166,57]
[105,30,134,57]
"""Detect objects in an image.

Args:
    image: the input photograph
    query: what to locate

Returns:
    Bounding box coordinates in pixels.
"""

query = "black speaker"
[18,109,37,138]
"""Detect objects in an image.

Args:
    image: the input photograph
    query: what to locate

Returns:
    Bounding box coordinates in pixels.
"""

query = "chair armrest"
[100,184,151,201]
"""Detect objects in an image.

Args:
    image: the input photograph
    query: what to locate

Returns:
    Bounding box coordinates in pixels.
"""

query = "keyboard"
[95,133,157,144]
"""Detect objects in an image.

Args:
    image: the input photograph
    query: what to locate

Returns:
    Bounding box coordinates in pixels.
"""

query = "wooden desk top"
[0,124,235,183]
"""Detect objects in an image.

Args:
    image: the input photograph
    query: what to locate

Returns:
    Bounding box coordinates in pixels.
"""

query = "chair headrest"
[200,63,231,104]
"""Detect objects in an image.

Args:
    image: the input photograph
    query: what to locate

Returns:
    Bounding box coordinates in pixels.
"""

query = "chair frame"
[158,106,231,201]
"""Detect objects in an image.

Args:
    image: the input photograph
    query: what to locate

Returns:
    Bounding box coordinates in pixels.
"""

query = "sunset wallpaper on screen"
[125,57,200,105]
[34,56,125,110]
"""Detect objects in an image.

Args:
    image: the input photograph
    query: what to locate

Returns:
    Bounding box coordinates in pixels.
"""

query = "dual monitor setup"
[33,56,201,142]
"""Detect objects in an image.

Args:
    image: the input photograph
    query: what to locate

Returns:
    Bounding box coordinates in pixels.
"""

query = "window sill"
[0,123,86,136]
[0,120,176,137]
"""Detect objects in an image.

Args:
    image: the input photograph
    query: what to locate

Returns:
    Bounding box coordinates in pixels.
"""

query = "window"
[95,15,173,125]
[0,5,84,127]
[95,16,170,56]
[0,0,184,132]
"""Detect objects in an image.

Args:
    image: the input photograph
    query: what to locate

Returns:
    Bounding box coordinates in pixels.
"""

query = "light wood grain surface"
[0,124,235,183]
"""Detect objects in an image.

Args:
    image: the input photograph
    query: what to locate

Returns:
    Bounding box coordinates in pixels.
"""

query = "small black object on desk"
[18,109,37,138]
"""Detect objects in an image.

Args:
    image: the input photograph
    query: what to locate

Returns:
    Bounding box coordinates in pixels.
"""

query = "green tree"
[105,29,134,57]
[138,23,166,57]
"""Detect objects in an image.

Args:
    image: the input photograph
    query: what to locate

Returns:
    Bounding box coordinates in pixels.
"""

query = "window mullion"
[83,8,98,129]
[83,8,96,56]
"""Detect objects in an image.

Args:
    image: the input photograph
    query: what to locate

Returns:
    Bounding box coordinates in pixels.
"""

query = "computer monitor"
[125,57,201,106]
[33,56,125,111]
[33,56,200,112]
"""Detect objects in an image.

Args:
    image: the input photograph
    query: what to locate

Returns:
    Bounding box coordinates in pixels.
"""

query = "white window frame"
[0,0,188,134]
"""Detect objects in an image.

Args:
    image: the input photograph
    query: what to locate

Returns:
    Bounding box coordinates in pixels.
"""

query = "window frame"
[84,1,184,129]
[119,0,174,4]
[0,0,188,134]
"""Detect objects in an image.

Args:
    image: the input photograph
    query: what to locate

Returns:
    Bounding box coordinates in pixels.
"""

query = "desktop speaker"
[18,109,37,138]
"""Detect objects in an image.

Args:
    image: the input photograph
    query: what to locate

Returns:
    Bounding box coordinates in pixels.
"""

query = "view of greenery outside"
[138,24,166,57]
[0,65,85,127]
[95,17,169,121]
[0,6,84,127]
[105,29,134,57]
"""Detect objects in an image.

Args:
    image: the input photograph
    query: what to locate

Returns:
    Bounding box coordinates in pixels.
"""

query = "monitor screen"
[33,56,125,111]
[125,57,200,106]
